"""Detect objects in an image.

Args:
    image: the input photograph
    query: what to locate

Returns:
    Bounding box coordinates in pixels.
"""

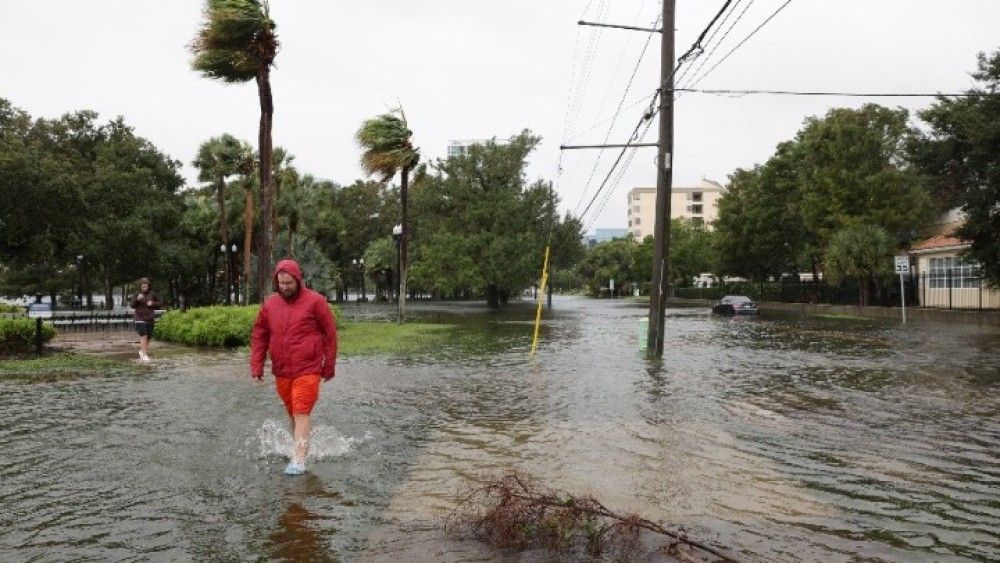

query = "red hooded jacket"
[250,259,338,380]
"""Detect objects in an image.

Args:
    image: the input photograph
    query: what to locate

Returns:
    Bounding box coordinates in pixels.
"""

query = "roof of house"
[909,233,969,254]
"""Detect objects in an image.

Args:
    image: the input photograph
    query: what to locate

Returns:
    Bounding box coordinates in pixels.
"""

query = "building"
[909,212,1000,309]
[447,137,511,158]
[626,178,725,240]
[583,228,630,248]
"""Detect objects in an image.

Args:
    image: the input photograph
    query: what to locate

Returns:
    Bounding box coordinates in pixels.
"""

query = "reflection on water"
[1,297,998,561]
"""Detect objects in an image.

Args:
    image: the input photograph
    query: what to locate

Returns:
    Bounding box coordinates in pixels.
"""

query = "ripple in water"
[253,419,373,461]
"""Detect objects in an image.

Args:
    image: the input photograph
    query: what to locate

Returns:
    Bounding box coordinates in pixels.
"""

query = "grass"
[339,321,455,356]
[814,313,870,321]
[0,352,134,379]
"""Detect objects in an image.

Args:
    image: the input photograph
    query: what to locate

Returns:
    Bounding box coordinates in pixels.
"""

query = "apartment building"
[626,178,725,240]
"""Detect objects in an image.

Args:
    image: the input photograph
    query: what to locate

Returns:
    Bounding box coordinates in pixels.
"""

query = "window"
[634,218,640,225]
[692,192,703,202]
[929,256,980,288]
[634,205,641,213]
[690,204,703,214]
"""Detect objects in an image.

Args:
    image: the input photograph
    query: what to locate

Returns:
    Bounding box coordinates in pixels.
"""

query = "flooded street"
[1,296,998,561]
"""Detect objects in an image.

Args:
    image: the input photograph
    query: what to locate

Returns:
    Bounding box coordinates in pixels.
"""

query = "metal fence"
[675,272,999,310]
[1,310,136,331]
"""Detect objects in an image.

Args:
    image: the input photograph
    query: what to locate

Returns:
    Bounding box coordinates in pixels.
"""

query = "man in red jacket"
[251,259,338,476]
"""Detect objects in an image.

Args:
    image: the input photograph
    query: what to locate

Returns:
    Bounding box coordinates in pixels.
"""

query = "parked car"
[712,295,759,316]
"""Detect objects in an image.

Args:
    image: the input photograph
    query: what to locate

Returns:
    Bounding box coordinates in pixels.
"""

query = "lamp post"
[75,254,84,310]
[220,244,231,305]
[352,258,367,302]
[230,243,239,305]
[392,224,402,310]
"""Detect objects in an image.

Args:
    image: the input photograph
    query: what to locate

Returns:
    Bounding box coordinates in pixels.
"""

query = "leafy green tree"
[669,218,717,287]
[577,238,636,297]
[408,132,559,307]
[823,223,894,306]
[191,0,279,303]
[795,104,932,252]
[363,237,397,300]
[715,146,809,280]
[356,108,420,320]
[912,49,1000,287]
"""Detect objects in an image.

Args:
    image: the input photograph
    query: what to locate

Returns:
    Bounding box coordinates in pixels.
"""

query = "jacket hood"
[138,277,151,288]
[273,259,305,293]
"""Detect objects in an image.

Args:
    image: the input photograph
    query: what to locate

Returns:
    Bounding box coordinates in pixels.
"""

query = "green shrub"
[0,318,56,355]
[156,304,340,348]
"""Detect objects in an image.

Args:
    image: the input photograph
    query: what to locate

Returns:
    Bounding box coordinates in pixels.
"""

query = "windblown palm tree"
[356,108,420,322]
[190,0,278,303]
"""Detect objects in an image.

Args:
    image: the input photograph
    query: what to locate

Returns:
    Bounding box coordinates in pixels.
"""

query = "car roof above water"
[720,295,754,304]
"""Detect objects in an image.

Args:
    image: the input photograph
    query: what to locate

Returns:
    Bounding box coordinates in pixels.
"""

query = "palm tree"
[190,0,278,303]
[193,134,243,249]
[356,108,420,322]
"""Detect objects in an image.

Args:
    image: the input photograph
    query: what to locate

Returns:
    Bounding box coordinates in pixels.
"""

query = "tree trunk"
[105,277,114,311]
[243,187,255,305]
[486,284,500,309]
[255,68,275,304]
[398,166,410,323]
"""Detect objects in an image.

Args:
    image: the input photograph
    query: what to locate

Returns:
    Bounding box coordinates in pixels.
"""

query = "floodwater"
[1,296,998,561]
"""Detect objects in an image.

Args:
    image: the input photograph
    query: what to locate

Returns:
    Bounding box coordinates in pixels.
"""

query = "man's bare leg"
[139,335,150,360]
[290,414,311,464]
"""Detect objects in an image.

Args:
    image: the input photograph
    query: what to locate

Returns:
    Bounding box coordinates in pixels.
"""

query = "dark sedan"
[712,295,759,315]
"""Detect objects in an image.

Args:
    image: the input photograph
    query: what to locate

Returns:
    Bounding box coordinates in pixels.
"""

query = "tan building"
[909,218,1000,310]
[626,178,725,240]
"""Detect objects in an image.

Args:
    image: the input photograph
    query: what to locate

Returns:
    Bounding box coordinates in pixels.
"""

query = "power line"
[574,12,662,215]
[677,0,755,89]
[673,88,982,97]
[686,0,794,89]
[576,0,738,225]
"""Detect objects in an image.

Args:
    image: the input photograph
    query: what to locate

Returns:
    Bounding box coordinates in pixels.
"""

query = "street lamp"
[391,224,402,307]
[220,244,231,305]
[230,243,239,305]
[351,258,367,302]
[75,254,84,310]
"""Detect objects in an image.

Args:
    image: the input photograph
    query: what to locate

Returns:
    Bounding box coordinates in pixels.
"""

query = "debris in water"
[446,470,739,562]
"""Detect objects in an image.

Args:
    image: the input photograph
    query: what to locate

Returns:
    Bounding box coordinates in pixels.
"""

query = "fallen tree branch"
[446,470,741,562]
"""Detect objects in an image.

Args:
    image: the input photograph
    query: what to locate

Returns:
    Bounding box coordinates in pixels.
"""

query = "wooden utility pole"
[646,0,675,358]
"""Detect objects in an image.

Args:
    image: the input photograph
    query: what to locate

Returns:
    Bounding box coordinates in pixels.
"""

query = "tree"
[577,238,636,297]
[823,223,894,306]
[193,134,244,252]
[795,104,932,252]
[356,108,420,320]
[191,0,279,303]
[669,219,716,286]
[407,132,560,308]
[714,153,806,280]
[912,49,1000,287]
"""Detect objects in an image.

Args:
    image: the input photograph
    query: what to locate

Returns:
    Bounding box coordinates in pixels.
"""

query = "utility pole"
[571,4,674,358]
[646,0,675,358]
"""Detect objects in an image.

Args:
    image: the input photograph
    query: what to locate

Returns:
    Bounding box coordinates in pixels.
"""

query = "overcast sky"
[3,1,998,232]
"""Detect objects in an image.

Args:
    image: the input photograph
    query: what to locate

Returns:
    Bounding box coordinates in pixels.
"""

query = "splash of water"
[254,419,372,461]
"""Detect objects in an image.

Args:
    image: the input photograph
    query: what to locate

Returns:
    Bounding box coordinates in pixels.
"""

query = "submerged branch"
[446,470,741,562]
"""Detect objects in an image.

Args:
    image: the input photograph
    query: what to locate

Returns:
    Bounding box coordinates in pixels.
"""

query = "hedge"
[0,318,56,355]
[155,305,340,348]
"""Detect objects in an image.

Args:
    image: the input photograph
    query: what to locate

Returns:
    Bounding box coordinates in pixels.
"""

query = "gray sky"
[3,1,998,232]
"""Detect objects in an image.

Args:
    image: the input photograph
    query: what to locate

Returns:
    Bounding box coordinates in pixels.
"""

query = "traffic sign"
[894,255,910,274]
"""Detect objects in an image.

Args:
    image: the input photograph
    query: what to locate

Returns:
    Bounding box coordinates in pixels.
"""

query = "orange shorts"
[275,374,321,416]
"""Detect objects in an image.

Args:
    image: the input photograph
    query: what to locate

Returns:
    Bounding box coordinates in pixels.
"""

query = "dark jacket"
[130,279,161,323]
[250,259,338,380]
